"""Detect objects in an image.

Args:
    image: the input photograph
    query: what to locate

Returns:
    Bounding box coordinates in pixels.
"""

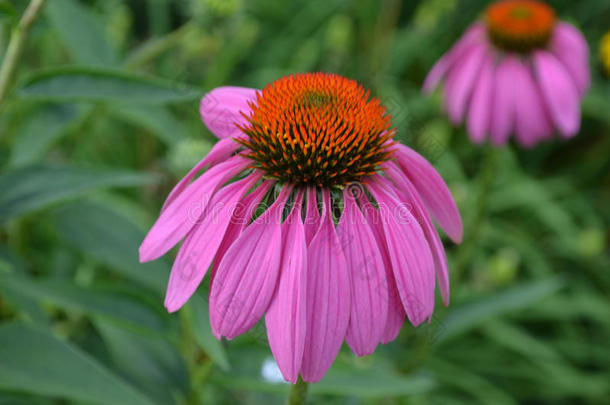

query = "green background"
[0,0,609,404]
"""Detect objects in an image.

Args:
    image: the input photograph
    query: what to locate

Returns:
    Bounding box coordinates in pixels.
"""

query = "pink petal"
[467,53,495,144]
[367,178,435,327]
[304,187,321,245]
[339,187,388,356]
[265,191,307,383]
[301,190,350,382]
[533,50,581,138]
[513,58,554,147]
[164,172,262,312]
[385,162,450,306]
[162,138,240,212]
[200,86,258,139]
[490,56,519,146]
[139,155,250,262]
[209,181,273,285]
[423,23,486,93]
[357,196,405,344]
[393,144,463,243]
[444,43,487,125]
[550,22,590,95]
[209,186,291,339]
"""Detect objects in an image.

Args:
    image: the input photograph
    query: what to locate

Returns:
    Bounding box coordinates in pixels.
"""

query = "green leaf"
[0,275,166,332]
[439,278,565,342]
[49,200,168,293]
[109,105,188,145]
[188,294,230,371]
[0,323,155,405]
[0,0,16,20]
[0,165,157,220]
[17,67,202,104]
[45,0,119,66]
[94,319,188,404]
[9,104,87,167]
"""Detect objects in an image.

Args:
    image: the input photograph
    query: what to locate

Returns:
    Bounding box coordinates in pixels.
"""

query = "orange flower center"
[485,0,556,52]
[238,73,395,187]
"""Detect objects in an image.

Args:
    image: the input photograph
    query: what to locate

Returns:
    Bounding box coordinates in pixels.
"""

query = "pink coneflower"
[423,0,590,147]
[140,73,462,383]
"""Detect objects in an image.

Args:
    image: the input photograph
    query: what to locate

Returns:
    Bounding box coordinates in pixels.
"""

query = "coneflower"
[140,72,462,383]
[424,0,590,147]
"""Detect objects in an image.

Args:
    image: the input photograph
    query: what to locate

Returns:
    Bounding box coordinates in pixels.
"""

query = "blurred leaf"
[17,67,201,104]
[9,104,87,167]
[189,294,230,371]
[439,278,565,341]
[0,0,15,20]
[214,364,435,397]
[49,200,168,293]
[95,319,188,404]
[0,166,157,220]
[45,0,119,67]
[109,105,188,145]
[0,275,166,332]
[0,323,155,405]
[311,368,435,397]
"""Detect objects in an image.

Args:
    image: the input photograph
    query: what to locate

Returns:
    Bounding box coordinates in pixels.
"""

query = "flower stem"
[0,0,48,111]
[287,376,309,405]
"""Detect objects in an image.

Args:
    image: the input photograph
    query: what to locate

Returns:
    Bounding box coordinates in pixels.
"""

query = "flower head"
[424,0,590,147]
[140,72,462,383]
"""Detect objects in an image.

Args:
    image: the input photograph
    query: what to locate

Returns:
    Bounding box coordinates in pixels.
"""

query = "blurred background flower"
[423,0,590,147]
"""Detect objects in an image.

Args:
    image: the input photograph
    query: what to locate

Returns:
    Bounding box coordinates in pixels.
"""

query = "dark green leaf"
[0,165,157,220]
[49,200,168,293]
[0,323,155,405]
[45,0,119,66]
[17,67,201,104]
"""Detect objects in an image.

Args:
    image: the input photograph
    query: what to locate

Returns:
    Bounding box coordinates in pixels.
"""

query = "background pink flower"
[423,0,590,147]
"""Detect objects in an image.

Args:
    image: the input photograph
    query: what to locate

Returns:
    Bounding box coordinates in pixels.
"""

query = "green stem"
[0,0,47,110]
[287,376,309,405]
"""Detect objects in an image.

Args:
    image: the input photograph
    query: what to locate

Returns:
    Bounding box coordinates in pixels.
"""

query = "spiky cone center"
[485,0,556,53]
[237,73,396,188]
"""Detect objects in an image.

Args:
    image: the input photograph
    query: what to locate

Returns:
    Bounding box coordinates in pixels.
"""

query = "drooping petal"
[210,186,291,339]
[139,155,250,262]
[357,195,406,344]
[367,178,435,327]
[162,138,240,212]
[513,58,554,148]
[164,172,262,312]
[385,162,450,306]
[550,22,590,95]
[393,144,463,243]
[301,190,350,383]
[423,23,487,93]
[444,43,487,125]
[209,181,273,285]
[466,53,495,144]
[339,187,388,356]
[265,191,307,384]
[533,50,581,138]
[304,187,321,245]
[490,55,519,146]
[200,86,258,139]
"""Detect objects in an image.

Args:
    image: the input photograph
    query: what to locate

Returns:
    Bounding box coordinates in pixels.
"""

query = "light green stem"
[0,0,48,110]
[287,376,309,405]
